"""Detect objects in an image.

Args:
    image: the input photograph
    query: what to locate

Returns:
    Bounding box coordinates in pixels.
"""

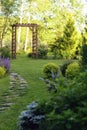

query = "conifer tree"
[58,15,80,59]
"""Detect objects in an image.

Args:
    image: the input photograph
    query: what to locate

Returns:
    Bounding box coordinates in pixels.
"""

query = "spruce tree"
[59,15,80,59]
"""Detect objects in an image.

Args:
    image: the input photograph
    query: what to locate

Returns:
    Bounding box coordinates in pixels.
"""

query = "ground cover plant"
[0,54,63,130]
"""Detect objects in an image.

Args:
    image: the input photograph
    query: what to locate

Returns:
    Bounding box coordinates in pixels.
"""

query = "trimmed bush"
[43,63,59,79]
[66,62,80,79]
[0,67,6,78]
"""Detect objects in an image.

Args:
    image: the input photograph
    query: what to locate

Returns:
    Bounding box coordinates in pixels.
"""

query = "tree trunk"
[24,15,30,52]
[17,0,24,51]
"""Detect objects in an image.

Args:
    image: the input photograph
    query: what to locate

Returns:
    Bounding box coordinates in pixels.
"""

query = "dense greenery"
[18,59,87,130]
[50,15,81,59]
[0,0,87,56]
[81,43,87,68]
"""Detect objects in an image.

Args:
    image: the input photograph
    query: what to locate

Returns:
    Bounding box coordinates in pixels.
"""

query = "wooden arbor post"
[12,25,16,59]
[12,23,38,59]
[32,24,38,58]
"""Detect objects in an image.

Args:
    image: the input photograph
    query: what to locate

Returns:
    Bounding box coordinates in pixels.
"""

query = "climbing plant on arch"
[12,23,38,59]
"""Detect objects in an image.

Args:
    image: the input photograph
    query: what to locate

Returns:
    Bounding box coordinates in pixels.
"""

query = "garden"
[0,0,87,130]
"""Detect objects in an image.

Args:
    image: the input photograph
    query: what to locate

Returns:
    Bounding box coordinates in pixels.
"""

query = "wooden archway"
[12,23,38,59]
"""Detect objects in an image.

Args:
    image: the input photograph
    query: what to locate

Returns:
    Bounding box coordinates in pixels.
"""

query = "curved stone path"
[0,72,28,112]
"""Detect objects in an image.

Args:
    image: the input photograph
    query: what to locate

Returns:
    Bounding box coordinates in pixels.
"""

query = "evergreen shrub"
[18,71,87,130]
[60,60,73,76]
[66,62,80,79]
[17,101,45,130]
[81,43,87,67]
[43,63,59,79]
[38,44,48,59]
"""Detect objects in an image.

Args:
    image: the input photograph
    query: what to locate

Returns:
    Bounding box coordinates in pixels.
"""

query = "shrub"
[17,101,45,130]
[39,71,87,130]
[60,60,73,77]
[27,52,32,58]
[0,46,10,58]
[38,44,48,59]
[0,57,10,73]
[0,67,6,78]
[80,43,87,67]
[18,70,87,130]
[43,63,59,79]
[66,62,80,79]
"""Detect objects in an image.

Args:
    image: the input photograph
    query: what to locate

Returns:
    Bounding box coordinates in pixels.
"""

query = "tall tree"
[0,0,14,47]
[60,15,80,59]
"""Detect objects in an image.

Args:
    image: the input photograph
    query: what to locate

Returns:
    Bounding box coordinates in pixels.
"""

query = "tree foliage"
[0,0,86,52]
[50,14,81,59]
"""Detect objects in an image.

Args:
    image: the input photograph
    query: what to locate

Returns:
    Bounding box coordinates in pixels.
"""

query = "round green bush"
[0,67,6,78]
[43,63,59,79]
[66,62,80,79]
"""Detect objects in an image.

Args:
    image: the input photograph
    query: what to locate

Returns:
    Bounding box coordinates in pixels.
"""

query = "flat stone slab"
[0,72,28,113]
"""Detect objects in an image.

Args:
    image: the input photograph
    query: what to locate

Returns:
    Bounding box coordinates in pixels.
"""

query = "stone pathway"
[0,72,28,112]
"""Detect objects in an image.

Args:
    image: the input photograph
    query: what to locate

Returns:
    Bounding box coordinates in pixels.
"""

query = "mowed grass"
[0,54,64,130]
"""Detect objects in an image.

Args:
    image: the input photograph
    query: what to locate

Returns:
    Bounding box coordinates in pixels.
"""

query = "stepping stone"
[0,72,28,113]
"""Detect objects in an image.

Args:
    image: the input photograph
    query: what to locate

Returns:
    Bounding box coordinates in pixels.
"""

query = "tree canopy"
[0,0,87,54]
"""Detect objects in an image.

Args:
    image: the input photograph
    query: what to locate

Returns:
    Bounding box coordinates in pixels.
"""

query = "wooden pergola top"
[12,23,38,27]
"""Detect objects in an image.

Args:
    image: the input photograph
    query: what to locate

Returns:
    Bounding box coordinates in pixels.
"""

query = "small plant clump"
[0,66,6,78]
[43,63,59,79]
[17,101,45,130]
[38,44,48,59]
[0,57,10,73]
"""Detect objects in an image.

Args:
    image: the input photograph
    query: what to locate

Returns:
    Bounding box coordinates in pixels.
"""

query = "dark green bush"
[27,52,32,58]
[17,101,45,130]
[66,62,80,79]
[60,60,73,77]
[18,71,87,130]
[38,71,87,130]
[38,44,48,59]
[81,43,87,68]
[43,63,59,79]
[0,46,10,58]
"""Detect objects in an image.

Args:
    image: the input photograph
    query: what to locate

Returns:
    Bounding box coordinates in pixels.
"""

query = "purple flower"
[0,57,10,73]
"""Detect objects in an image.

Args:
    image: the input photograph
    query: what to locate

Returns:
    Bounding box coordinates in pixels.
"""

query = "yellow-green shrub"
[66,62,80,79]
[43,63,59,79]
[0,67,6,78]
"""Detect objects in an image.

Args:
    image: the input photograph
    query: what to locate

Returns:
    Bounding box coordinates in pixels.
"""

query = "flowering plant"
[0,57,10,73]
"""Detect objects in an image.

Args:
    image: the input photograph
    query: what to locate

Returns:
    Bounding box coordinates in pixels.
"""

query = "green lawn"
[0,54,64,130]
